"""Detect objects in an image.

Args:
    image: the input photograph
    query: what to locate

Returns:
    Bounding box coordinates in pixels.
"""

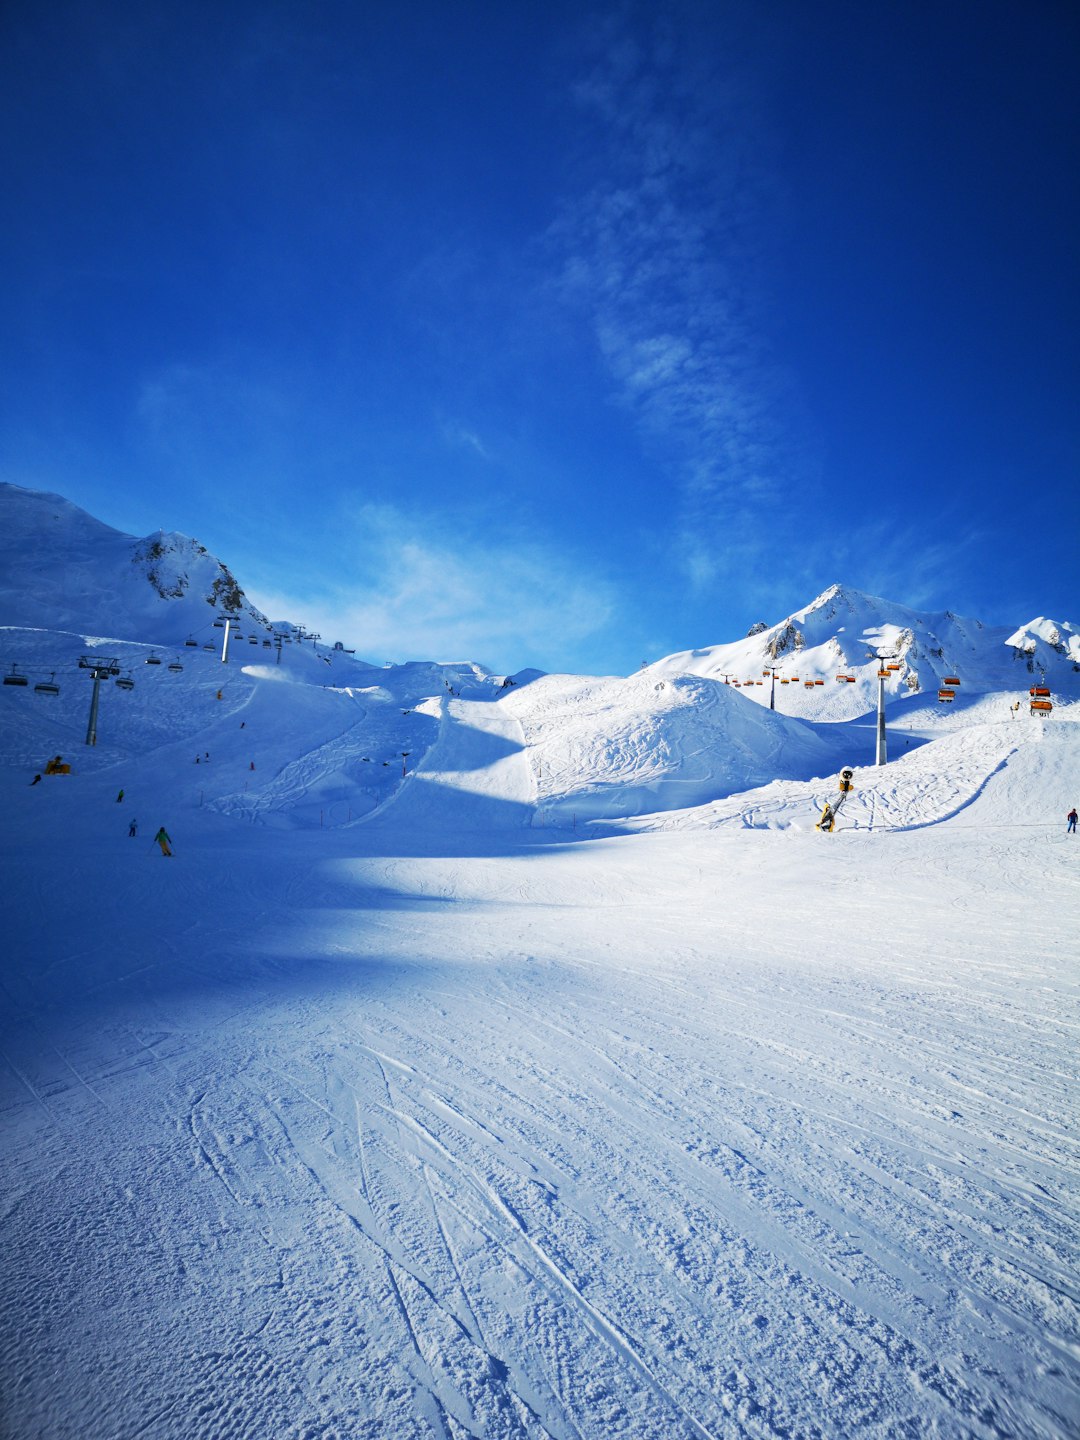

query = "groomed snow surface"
[2,633,1079,1440]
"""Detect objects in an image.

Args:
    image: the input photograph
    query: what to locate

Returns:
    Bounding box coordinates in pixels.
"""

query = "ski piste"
[1,482,1079,1439]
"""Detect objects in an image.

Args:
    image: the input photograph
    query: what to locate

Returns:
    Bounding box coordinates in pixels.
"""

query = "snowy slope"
[3,486,1080,1439]
[649,582,1080,721]
[503,669,838,822]
[2,687,1078,1438]
[0,481,272,643]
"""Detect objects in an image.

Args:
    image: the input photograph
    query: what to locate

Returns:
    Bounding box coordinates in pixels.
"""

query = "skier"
[249,760,255,771]
[116,788,124,803]
[154,826,172,857]
[29,773,41,786]
[128,819,138,837]
[1068,808,1078,834]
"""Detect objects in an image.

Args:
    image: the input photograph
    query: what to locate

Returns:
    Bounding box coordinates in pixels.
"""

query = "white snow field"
[2,627,1079,1440]
[2,486,1079,1438]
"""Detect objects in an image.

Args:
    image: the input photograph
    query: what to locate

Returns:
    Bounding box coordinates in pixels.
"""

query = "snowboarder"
[128,819,138,837]
[154,827,172,857]
[116,788,124,803]
[29,773,41,786]
[249,760,255,770]
[1068,808,1078,834]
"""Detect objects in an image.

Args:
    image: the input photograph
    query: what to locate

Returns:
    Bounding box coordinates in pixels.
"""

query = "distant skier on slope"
[29,773,41,786]
[154,827,172,857]
[1068,808,1078,834]
[115,788,124,803]
[128,819,138,837]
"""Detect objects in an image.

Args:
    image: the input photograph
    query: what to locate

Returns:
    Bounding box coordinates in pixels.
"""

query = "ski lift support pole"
[763,665,779,711]
[78,656,120,745]
[869,648,899,767]
[220,616,233,664]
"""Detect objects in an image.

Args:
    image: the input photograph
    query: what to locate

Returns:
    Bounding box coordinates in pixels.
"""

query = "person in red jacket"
[1068,808,1078,834]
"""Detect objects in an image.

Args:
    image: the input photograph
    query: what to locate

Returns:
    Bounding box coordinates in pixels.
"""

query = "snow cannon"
[817,768,855,833]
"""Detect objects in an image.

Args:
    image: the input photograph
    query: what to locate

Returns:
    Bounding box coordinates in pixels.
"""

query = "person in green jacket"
[154,827,172,857]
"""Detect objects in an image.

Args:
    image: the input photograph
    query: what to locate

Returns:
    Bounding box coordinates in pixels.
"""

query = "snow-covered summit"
[0,482,270,642]
[649,581,1079,719]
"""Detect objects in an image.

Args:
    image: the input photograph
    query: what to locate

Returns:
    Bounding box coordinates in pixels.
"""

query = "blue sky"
[2,0,1077,673]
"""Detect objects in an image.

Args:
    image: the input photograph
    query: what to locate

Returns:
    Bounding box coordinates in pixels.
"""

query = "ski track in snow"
[2,657,1079,1437]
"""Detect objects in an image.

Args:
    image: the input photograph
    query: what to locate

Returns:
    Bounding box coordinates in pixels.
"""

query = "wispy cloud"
[242,501,619,674]
[440,420,492,462]
[549,13,813,589]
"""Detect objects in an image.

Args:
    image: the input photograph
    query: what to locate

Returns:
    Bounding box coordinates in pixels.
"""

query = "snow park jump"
[2,483,1079,1438]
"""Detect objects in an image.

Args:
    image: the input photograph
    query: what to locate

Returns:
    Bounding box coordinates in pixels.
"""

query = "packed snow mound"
[504,670,836,821]
[0,482,270,643]
[648,582,1080,720]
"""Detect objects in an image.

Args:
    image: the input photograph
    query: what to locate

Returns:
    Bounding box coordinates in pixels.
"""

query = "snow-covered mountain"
[4,486,1079,1439]
[648,582,1079,720]
[0,481,272,643]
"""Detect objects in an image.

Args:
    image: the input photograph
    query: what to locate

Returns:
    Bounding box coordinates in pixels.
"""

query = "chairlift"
[937,689,955,702]
[815,679,824,686]
[3,666,28,687]
[116,676,135,691]
[34,673,60,696]
[203,643,215,651]
[1030,686,1051,698]
[213,620,224,628]
[248,637,258,645]
[262,639,271,648]
[886,663,901,672]
[145,654,161,665]
[185,637,198,647]
[943,676,960,686]
[168,661,183,673]
[878,668,890,678]
[1030,699,1053,714]
[780,678,790,685]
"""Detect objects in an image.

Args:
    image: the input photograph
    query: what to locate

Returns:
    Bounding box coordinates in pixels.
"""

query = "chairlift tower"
[761,665,780,711]
[867,648,900,766]
[218,616,234,663]
[78,656,121,745]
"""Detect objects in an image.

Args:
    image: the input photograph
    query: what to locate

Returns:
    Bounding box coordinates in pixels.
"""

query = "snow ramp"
[368,696,535,832]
